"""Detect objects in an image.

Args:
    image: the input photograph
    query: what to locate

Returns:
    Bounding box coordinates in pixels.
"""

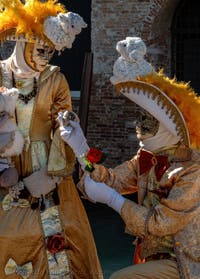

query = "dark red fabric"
[139,149,169,181]
[133,242,145,264]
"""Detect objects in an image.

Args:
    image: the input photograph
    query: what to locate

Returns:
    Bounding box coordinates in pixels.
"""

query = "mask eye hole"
[48,49,55,56]
[37,48,45,55]
[0,111,5,117]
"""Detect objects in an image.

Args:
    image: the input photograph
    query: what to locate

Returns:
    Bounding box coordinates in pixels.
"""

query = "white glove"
[60,121,89,169]
[84,174,125,214]
[23,168,60,198]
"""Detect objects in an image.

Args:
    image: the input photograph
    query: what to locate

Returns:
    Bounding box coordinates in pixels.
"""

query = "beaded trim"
[12,72,38,104]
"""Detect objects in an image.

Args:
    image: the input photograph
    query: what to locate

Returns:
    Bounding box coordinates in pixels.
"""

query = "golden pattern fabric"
[40,206,71,279]
[5,258,33,279]
[0,64,103,279]
[16,96,48,171]
[2,194,30,211]
[0,178,103,279]
[16,94,33,151]
[91,144,200,279]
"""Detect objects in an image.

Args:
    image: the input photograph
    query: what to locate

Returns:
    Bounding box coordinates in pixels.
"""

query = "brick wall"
[86,0,181,167]
[0,0,182,167]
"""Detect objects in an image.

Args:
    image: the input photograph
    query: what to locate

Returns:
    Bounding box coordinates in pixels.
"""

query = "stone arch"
[141,0,181,75]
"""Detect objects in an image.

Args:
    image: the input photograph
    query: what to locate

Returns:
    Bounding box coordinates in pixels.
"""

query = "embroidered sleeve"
[90,156,138,194]
[121,199,148,237]
[49,72,75,175]
[147,167,200,236]
[120,167,200,238]
[51,72,72,131]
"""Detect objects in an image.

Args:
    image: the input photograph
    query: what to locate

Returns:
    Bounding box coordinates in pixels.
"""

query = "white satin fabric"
[5,42,40,79]
[140,122,180,152]
[5,41,47,171]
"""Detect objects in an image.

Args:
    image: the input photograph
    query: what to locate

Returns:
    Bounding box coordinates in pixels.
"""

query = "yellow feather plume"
[0,0,67,43]
[137,70,200,150]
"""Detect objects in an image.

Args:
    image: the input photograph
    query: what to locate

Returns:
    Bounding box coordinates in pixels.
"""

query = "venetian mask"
[24,42,55,72]
[135,109,159,140]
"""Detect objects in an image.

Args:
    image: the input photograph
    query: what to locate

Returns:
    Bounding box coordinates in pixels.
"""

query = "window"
[172,0,200,93]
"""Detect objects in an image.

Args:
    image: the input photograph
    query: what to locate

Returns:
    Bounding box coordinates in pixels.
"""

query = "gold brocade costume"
[90,144,200,279]
[0,63,103,279]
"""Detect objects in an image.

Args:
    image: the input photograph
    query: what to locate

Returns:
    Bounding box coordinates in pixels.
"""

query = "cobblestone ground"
[83,199,135,279]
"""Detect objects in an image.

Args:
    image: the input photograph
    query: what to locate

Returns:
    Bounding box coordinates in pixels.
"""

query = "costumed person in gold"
[0,0,103,278]
[59,37,200,279]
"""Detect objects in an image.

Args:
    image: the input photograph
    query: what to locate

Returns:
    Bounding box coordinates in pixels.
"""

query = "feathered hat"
[111,37,200,150]
[0,0,87,51]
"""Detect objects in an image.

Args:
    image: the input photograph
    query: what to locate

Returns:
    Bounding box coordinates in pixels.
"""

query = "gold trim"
[116,81,190,147]
[40,65,60,83]
[24,43,37,71]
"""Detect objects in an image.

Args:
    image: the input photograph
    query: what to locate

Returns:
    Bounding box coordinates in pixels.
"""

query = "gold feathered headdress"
[0,0,87,51]
[111,37,200,150]
[115,71,200,150]
[137,71,200,150]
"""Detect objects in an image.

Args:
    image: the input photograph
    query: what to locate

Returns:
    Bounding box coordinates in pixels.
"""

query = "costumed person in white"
[59,37,200,279]
[0,87,24,193]
[0,1,103,278]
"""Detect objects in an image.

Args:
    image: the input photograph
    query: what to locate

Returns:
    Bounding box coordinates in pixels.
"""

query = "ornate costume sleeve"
[120,166,200,238]
[90,155,138,194]
[47,71,75,176]
[51,72,72,130]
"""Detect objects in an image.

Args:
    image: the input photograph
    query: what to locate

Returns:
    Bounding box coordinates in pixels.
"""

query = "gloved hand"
[84,174,125,214]
[23,167,60,198]
[60,121,89,169]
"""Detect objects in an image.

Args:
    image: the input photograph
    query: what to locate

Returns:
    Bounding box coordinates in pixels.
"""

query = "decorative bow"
[139,149,169,181]
[2,194,30,211]
[5,258,33,279]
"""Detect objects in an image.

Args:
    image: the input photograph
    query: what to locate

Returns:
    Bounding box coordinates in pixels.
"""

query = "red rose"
[46,233,66,254]
[86,148,103,163]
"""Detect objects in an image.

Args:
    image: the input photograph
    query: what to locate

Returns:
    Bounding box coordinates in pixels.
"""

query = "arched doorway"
[172,0,200,94]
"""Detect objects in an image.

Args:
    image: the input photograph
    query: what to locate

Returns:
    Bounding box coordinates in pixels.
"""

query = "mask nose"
[41,48,54,60]
[43,53,49,60]
[47,50,55,60]
[42,52,50,60]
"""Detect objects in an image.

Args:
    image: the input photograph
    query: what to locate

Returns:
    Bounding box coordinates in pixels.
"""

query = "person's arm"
[121,167,200,238]
[59,116,138,194]
[90,158,138,194]
[49,72,76,176]
[22,73,74,197]
[52,73,72,129]
[84,167,200,239]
